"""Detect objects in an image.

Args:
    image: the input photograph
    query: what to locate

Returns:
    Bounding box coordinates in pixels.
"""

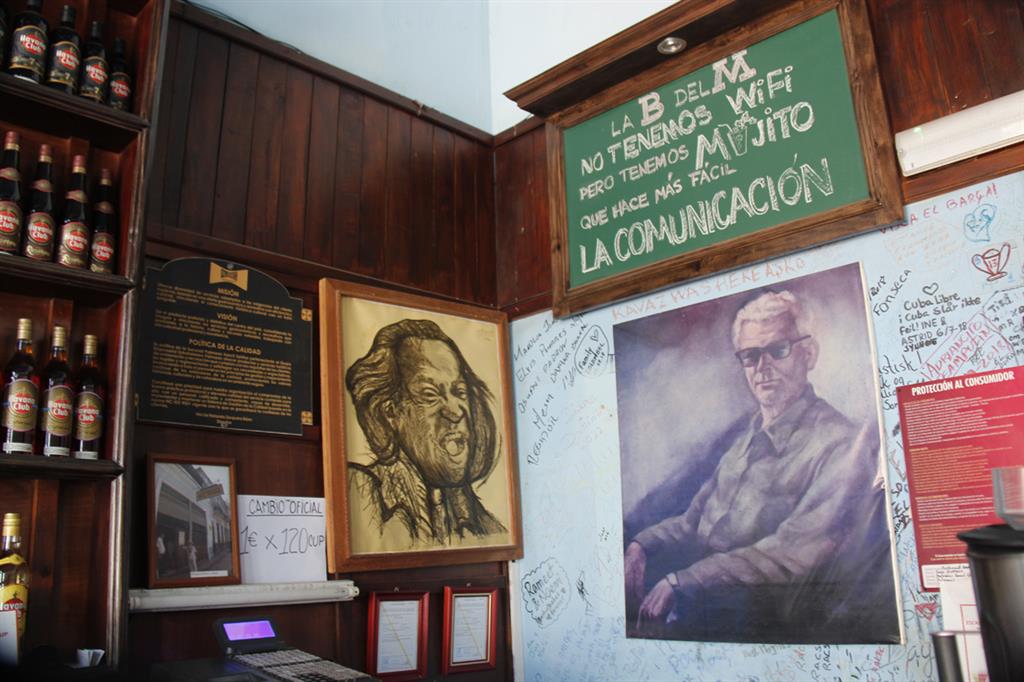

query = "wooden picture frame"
[148,453,241,588]
[366,591,429,681]
[517,0,902,316]
[318,279,523,572]
[442,586,499,674]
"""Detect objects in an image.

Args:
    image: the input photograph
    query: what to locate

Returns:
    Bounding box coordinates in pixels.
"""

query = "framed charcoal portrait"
[616,262,902,644]
[148,453,240,588]
[319,279,523,572]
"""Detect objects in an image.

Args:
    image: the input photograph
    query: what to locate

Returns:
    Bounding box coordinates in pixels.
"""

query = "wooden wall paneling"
[356,98,389,276]
[24,481,59,650]
[177,30,230,236]
[494,136,525,308]
[54,482,108,652]
[384,108,413,285]
[331,89,365,270]
[304,77,341,265]
[244,56,288,251]
[210,42,260,245]
[453,136,479,302]
[922,0,988,112]
[145,16,180,240]
[408,117,436,291]
[974,0,1024,97]
[159,21,200,232]
[276,67,315,259]
[431,127,456,296]
[476,142,497,306]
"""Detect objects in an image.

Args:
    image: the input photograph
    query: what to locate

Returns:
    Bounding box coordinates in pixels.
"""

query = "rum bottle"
[38,325,72,456]
[78,20,107,103]
[56,155,89,268]
[106,37,132,111]
[0,512,29,661]
[7,0,47,83]
[88,168,115,274]
[21,143,55,261]
[0,130,21,255]
[44,4,80,94]
[2,318,38,455]
[72,334,103,459]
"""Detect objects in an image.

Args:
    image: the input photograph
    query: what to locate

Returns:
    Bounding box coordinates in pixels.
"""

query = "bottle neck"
[34,161,53,183]
[49,346,68,363]
[15,339,33,356]
[1,149,18,170]
[0,534,21,553]
[69,170,87,192]
[80,353,98,369]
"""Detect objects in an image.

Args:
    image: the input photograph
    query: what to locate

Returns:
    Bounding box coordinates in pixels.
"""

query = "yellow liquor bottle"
[0,512,29,661]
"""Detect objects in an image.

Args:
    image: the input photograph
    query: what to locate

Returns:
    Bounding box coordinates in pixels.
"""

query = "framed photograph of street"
[366,591,429,681]
[148,453,240,588]
[442,586,499,674]
[318,279,522,572]
[509,0,901,316]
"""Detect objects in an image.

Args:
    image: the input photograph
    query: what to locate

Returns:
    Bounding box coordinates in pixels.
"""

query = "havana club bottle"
[78,20,107,103]
[44,5,80,94]
[88,168,116,273]
[21,143,55,261]
[6,0,47,83]
[38,325,72,456]
[0,131,22,256]
[0,512,29,662]
[56,155,89,268]
[2,318,38,455]
[107,37,132,111]
[72,334,103,459]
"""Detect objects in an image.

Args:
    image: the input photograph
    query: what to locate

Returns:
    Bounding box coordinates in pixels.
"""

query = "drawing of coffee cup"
[971,243,1011,281]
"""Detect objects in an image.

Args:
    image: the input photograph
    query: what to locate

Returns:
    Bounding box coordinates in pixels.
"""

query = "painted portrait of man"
[615,263,901,644]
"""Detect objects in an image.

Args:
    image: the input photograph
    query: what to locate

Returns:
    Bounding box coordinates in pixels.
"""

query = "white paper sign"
[0,609,17,666]
[938,566,988,682]
[237,495,327,584]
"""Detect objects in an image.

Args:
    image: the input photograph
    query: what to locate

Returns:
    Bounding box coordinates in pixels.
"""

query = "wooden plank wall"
[493,0,1024,316]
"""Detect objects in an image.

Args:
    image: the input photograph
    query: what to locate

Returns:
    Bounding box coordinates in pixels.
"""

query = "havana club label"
[10,25,47,78]
[42,385,73,449]
[46,40,81,88]
[0,200,22,253]
[0,582,28,638]
[79,56,108,101]
[109,72,131,110]
[73,391,103,457]
[23,212,55,260]
[2,379,38,437]
[57,221,89,268]
[89,232,115,273]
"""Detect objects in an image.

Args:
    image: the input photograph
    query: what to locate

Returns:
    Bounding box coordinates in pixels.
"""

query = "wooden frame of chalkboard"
[539,0,901,316]
[319,279,523,572]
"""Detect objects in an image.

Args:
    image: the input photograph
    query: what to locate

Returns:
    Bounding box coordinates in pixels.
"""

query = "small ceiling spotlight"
[657,36,686,55]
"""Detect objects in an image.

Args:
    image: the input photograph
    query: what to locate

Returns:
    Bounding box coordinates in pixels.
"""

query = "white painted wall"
[187,0,673,134]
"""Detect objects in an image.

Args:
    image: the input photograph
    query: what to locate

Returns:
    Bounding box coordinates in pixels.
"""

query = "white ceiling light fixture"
[657,36,686,55]
[894,89,1024,176]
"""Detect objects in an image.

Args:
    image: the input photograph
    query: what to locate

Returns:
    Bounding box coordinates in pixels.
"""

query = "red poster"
[897,365,1024,590]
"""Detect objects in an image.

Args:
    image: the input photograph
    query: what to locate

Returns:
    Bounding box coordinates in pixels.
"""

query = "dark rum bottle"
[72,334,103,459]
[44,5,80,94]
[2,318,38,455]
[56,155,89,268]
[0,512,30,662]
[106,37,132,111]
[21,143,55,261]
[78,20,107,103]
[89,168,115,274]
[0,130,21,255]
[38,325,72,456]
[7,0,47,83]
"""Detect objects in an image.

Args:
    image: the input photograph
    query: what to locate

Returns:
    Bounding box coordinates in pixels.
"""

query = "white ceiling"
[189,0,674,134]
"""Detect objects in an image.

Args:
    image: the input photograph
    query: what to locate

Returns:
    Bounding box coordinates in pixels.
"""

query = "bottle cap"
[90,20,103,39]
[72,155,87,173]
[99,168,113,185]
[113,37,127,54]
[2,513,20,536]
[28,0,43,12]
[3,131,18,151]
[61,5,76,24]
[83,334,98,355]
[39,144,52,163]
[52,325,67,348]
[16,318,32,341]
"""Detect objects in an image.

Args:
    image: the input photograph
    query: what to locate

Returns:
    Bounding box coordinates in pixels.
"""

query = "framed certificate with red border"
[366,591,428,681]
[442,586,498,674]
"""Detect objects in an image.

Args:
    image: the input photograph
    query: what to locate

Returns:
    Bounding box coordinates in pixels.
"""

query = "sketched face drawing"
[735,312,817,411]
[392,338,472,487]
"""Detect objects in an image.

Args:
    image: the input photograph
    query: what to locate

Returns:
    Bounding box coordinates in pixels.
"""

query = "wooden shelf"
[0,453,124,480]
[0,72,147,150]
[0,255,133,304]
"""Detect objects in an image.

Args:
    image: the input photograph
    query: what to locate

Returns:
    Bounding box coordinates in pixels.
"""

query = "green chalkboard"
[562,9,869,291]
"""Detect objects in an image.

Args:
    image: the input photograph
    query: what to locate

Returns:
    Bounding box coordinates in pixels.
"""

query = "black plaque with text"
[137,258,313,435]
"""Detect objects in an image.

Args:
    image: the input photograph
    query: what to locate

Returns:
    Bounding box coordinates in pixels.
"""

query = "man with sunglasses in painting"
[624,289,896,642]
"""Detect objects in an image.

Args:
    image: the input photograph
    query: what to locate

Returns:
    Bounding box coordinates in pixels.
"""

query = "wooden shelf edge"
[128,580,359,612]
[0,73,148,135]
[0,256,134,301]
[0,454,124,480]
